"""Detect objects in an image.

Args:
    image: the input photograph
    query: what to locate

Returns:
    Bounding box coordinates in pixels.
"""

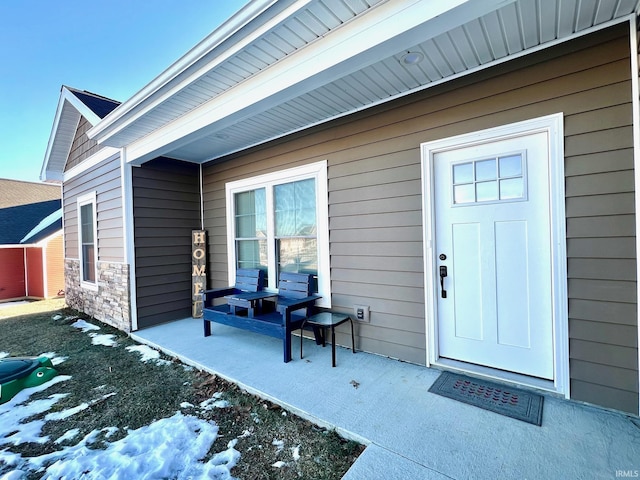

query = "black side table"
[300,312,356,367]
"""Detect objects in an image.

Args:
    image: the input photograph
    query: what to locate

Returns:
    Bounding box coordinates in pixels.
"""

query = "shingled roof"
[0,179,62,244]
[66,87,120,119]
[0,179,60,209]
[0,199,62,245]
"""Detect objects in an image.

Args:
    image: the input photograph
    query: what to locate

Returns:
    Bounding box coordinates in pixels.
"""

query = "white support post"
[121,148,138,331]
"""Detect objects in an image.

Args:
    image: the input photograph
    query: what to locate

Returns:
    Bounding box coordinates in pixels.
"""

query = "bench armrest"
[202,287,239,305]
[276,294,321,319]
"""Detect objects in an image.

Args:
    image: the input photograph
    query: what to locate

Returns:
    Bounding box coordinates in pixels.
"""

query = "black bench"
[202,271,320,363]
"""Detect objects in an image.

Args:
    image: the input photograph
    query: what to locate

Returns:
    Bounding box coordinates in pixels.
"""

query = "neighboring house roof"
[20,208,63,244]
[0,199,62,245]
[40,86,120,183]
[83,0,639,166]
[0,179,60,209]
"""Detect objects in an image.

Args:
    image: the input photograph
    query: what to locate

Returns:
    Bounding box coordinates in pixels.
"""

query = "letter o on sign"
[193,248,205,260]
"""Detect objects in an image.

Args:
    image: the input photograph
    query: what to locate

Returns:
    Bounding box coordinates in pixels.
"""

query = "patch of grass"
[0,301,364,479]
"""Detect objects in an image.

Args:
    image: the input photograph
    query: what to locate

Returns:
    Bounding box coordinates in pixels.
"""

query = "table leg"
[331,326,336,367]
[349,318,356,354]
[300,321,306,359]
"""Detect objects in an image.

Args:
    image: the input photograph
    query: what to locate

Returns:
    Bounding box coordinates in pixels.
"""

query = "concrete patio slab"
[132,317,640,479]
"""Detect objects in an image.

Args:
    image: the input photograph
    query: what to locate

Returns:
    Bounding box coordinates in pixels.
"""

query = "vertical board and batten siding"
[0,249,25,300]
[202,24,638,412]
[65,117,102,171]
[132,158,200,328]
[63,155,124,262]
[45,233,64,297]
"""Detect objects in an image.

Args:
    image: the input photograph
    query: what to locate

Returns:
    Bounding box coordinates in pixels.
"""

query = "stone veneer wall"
[65,259,131,332]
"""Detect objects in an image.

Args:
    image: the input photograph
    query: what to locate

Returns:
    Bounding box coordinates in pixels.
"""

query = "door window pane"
[454,184,475,204]
[453,163,473,184]
[499,155,522,177]
[475,159,496,181]
[476,181,498,202]
[500,178,524,200]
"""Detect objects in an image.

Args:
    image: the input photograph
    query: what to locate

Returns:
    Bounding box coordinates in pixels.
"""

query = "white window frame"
[226,160,330,307]
[77,191,98,291]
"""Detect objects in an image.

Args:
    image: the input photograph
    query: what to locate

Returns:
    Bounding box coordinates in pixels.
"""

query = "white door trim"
[420,113,569,398]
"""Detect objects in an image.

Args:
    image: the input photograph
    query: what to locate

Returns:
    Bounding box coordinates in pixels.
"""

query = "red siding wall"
[0,248,26,300]
[26,248,44,298]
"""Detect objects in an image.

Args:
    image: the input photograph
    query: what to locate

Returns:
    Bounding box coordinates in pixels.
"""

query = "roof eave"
[40,86,104,183]
[87,0,285,143]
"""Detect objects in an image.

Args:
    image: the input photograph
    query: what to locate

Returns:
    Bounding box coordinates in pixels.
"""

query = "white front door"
[433,131,554,379]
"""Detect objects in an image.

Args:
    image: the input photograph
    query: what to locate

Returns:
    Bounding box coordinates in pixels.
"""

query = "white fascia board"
[40,90,75,183]
[40,87,103,182]
[123,0,513,164]
[87,0,288,142]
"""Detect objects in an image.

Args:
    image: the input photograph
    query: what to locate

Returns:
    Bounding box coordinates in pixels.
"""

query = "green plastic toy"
[0,357,58,405]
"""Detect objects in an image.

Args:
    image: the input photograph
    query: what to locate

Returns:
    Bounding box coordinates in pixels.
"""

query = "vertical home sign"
[192,230,207,318]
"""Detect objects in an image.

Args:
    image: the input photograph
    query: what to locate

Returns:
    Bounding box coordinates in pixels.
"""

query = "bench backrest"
[277,272,313,298]
[235,268,265,292]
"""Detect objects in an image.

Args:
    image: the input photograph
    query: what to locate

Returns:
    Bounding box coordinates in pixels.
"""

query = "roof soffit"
[88,0,640,165]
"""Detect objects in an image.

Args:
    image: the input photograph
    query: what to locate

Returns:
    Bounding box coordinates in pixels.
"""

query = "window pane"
[454,184,474,204]
[82,245,95,282]
[475,159,496,181]
[80,204,94,242]
[499,155,522,177]
[277,238,318,276]
[500,178,524,200]
[235,189,266,238]
[453,163,473,184]
[236,239,267,270]
[275,179,316,236]
[476,181,498,202]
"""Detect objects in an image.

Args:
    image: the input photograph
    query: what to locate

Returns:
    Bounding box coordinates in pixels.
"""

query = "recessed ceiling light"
[401,51,424,65]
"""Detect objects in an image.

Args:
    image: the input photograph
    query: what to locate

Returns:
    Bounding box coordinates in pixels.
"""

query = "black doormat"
[428,372,544,426]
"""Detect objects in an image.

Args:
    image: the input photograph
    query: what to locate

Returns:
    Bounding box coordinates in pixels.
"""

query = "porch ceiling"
[92,0,639,165]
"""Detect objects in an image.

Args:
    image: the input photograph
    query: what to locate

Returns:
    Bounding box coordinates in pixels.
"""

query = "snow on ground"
[0,374,242,479]
[37,352,67,366]
[70,319,118,347]
[87,333,118,347]
[125,345,172,366]
[70,319,100,332]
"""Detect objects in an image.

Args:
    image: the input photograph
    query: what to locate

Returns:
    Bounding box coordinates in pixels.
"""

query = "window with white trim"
[77,192,97,288]
[226,161,330,307]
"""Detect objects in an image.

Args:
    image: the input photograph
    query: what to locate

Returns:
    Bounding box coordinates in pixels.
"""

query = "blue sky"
[0,0,249,183]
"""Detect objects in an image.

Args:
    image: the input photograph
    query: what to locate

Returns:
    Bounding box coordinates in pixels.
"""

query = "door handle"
[439,265,448,299]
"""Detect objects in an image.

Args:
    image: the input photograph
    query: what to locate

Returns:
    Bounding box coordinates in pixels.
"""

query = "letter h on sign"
[192,230,207,318]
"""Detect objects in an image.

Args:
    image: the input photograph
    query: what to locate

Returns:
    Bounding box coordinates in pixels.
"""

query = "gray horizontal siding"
[133,158,200,329]
[201,24,637,412]
[63,155,124,262]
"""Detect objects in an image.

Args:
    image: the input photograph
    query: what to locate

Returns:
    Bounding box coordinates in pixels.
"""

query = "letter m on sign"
[192,230,207,318]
